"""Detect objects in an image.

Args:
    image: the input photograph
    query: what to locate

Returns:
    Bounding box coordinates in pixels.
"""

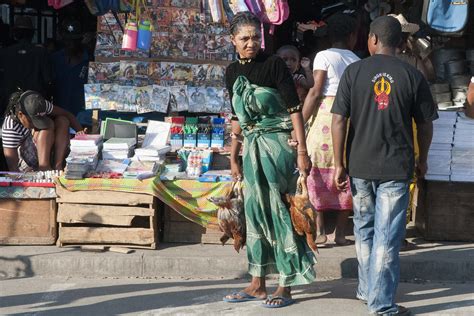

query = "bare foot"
[224,278,267,301]
[316,234,327,244]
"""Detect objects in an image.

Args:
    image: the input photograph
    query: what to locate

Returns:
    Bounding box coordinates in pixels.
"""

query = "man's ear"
[230,35,236,46]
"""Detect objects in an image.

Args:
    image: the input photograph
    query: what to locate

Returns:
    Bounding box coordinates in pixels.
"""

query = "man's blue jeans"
[350,177,410,315]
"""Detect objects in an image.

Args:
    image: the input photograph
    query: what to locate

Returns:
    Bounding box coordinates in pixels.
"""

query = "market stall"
[0,173,57,245]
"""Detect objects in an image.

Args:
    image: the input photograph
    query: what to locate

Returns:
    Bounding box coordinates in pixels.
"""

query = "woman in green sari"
[223,12,316,308]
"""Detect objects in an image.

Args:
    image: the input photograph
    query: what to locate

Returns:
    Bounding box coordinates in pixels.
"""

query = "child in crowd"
[277,45,314,102]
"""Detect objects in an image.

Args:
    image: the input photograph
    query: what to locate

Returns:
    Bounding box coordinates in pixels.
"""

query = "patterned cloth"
[0,186,56,199]
[306,96,352,211]
[56,176,230,227]
[233,75,316,287]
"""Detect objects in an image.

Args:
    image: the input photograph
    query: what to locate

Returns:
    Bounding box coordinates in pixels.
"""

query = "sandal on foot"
[262,296,295,308]
[335,239,354,246]
[223,291,262,303]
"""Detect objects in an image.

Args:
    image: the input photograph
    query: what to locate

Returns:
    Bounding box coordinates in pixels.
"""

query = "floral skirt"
[306,96,352,211]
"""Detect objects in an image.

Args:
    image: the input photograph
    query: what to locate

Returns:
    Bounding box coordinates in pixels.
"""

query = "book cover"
[169,85,189,112]
[151,85,170,113]
[103,137,137,150]
[188,86,207,112]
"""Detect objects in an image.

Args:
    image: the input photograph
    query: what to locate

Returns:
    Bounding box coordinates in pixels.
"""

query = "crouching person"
[2,90,85,171]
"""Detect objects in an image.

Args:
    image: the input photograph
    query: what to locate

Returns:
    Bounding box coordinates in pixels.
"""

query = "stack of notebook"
[102,137,136,160]
[451,113,474,182]
[65,134,103,179]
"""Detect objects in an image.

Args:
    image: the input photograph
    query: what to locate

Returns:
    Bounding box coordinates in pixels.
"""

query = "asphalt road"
[1,277,473,315]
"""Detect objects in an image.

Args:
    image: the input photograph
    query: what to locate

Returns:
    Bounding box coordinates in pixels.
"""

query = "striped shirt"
[1,101,53,149]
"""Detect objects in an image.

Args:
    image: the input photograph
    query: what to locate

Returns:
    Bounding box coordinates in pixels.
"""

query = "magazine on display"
[188,86,207,112]
[169,85,189,112]
[151,85,171,113]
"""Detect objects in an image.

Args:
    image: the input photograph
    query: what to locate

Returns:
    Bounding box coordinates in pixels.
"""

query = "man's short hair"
[369,16,402,48]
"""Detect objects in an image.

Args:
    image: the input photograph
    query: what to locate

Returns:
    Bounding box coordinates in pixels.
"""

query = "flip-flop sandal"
[262,296,296,308]
[223,291,261,303]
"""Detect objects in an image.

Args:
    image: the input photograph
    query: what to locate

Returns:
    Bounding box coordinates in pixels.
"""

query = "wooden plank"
[58,203,155,217]
[109,247,134,254]
[59,243,156,250]
[0,199,57,245]
[55,185,154,205]
[59,227,155,245]
[58,213,135,226]
[91,109,100,134]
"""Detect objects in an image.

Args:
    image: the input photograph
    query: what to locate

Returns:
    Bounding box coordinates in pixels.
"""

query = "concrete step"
[1,239,473,282]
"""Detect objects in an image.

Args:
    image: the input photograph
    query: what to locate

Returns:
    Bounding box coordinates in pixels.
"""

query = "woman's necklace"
[238,58,253,65]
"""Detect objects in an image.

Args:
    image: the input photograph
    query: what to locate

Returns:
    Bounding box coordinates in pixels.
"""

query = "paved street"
[1,277,473,315]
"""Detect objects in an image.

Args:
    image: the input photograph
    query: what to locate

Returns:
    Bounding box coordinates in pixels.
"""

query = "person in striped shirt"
[2,90,85,171]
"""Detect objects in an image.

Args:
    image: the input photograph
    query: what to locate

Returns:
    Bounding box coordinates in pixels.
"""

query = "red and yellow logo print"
[374,76,391,110]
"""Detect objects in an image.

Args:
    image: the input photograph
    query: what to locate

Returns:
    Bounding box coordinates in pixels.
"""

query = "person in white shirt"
[2,90,85,171]
[302,12,360,247]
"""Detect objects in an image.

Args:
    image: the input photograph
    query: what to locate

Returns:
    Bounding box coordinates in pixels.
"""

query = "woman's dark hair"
[326,12,357,43]
[229,12,261,36]
[4,90,23,121]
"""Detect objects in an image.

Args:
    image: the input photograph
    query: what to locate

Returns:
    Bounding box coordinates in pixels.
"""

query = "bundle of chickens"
[286,174,318,253]
[208,181,246,253]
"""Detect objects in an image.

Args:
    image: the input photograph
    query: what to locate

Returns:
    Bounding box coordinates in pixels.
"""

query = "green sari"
[233,75,316,286]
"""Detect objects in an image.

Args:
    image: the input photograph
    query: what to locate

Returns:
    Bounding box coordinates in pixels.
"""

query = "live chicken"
[286,174,318,252]
[209,181,245,253]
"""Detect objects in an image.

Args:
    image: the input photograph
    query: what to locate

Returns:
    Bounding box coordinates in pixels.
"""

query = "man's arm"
[415,121,433,178]
[332,114,349,191]
[4,147,20,172]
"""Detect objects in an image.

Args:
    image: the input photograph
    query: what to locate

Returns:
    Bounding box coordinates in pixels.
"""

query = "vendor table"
[0,186,57,245]
[55,177,232,246]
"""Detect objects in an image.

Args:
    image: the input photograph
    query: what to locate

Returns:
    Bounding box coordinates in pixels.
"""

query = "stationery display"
[425,112,474,182]
[90,2,233,115]
[0,171,61,187]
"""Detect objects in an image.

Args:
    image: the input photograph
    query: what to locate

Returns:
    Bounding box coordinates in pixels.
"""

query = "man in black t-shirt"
[331,16,437,316]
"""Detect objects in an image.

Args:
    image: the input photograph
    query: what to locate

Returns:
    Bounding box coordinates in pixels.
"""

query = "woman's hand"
[76,127,88,135]
[231,160,243,181]
[297,153,312,175]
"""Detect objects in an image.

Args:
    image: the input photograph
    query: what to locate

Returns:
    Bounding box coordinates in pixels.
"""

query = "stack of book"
[425,112,456,181]
[102,138,136,160]
[65,134,103,179]
[132,120,171,162]
[451,113,474,182]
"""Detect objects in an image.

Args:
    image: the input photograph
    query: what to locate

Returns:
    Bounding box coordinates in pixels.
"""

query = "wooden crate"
[0,199,57,245]
[163,205,222,244]
[56,185,158,249]
[414,180,474,241]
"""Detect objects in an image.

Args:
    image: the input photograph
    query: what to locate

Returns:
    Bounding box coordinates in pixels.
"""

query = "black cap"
[60,19,83,40]
[19,91,53,130]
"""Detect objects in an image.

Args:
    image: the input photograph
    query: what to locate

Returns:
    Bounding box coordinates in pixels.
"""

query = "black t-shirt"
[225,54,301,119]
[331,54,438,180]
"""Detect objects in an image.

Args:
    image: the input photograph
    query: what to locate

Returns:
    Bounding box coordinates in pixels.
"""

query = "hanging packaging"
[122,22,138,51]
[137,20,152,50]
